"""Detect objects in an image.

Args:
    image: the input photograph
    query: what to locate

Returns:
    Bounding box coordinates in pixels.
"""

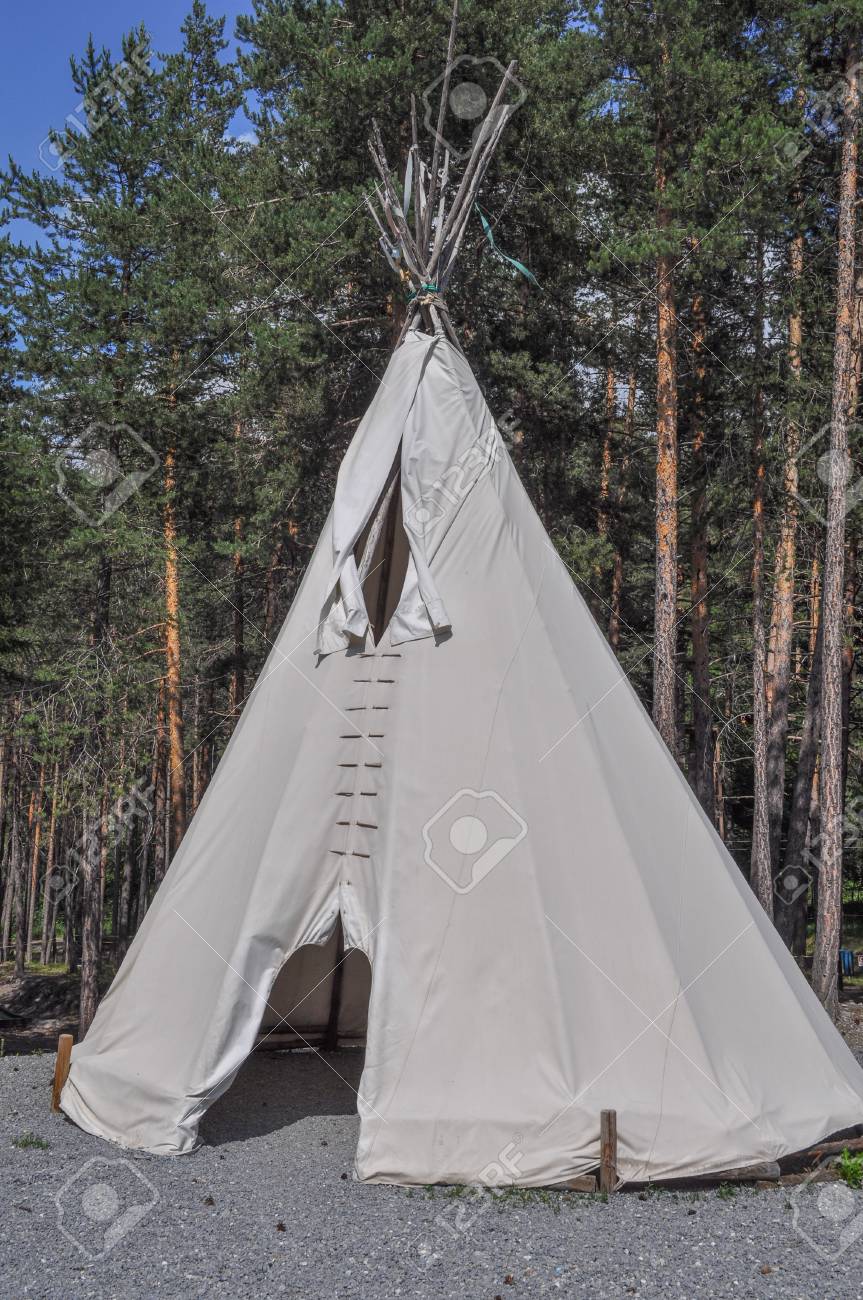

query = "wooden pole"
[599,1109,617,1194]
[324,926,346,1052]
[51,1033,73,1112]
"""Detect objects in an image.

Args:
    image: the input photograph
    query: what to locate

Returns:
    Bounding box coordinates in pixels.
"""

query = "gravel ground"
[1,1049,863,1299]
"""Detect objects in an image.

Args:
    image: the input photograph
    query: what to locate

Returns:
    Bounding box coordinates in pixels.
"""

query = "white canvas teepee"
[61,66,863,1188]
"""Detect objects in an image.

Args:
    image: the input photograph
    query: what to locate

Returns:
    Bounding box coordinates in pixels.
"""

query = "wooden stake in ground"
[600,1108,618,1194]
[51,1033,73,1112]
[813,46,859,1017]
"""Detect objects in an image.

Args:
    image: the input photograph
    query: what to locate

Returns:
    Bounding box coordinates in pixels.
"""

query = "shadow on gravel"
[200,1047,366,1146]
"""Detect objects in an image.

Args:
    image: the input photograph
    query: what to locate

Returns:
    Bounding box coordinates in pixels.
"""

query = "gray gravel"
[1,1049,862,1299]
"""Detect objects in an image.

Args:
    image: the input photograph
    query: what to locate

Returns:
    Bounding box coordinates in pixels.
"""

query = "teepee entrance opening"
[354,453,410,645]
[257,921,372,1053]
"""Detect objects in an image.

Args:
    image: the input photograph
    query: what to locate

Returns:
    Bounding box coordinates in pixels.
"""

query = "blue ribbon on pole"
[475,204,540,288]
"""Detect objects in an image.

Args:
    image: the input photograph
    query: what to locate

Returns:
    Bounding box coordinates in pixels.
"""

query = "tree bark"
[594,358,615,617]
[192,677,215,813]
[608,359,637,651]
[653,94,680,755]
[264,536,286,643]
[0,733,7,890]
[117,822,136,955]
[841,538,857,801]
[12,799,25,980]
[230,417,246,715]
[78,807,102,1035]
[164,445,187,856]
[152,680,168,890]
[25,763,45,962]
[813,46,859,1017]
[765,220,803,872]
[777,614,823,952]
[38,761,59,966]
[0,721,18,961]
[136,839,149,932]
[688,293,715,822]
[750,237,772,916]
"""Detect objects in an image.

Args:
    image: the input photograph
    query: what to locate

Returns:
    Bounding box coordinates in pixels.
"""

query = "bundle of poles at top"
[364,3,518,350]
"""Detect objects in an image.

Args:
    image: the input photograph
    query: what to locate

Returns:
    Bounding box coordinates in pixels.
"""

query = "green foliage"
[11,1131,49,1150]
[836,1150,863,1188]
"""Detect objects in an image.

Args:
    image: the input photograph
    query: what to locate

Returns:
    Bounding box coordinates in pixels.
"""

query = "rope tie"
[407,281,447,310]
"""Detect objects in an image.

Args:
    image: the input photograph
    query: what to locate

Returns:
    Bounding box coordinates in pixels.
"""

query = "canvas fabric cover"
[62,328,863,1185]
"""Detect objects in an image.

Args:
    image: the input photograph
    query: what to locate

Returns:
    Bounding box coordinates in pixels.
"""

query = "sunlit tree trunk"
[164,444,187,857]
[765,208,804,873]
[653,92,679,755]
[813,47,859,1016]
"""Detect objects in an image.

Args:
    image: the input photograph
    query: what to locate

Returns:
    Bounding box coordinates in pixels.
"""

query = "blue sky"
[1,1,254,177]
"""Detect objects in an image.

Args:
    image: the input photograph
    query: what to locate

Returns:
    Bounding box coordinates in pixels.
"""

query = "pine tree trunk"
[12,799,25,979]
[39,761,59,966]
[653,109,679,755]
[0,717,19,962]
[713,726,727,842]
[99,785,109,921]
[593,359,615,617]
[78,520,112,1025]
[1,864,13,962]
[765,222,803,873]
[813,47,859,1017]
[152,680,168,889]
[66,820,82,974]
[777,615,823,952]
[264,535,287,642]
[750,238,772,916]
[192,678,215,813]
[688,294,715,821]
[79,808,102,1035]
[231,515,246,711]
[117,822,136,955]
[608,362,637,651]
[841,538,857,800]
[231,417,246,714]
[0,733,7,877]
[164,445,187,857]
[24,763,44,963]
[136,841,149,931]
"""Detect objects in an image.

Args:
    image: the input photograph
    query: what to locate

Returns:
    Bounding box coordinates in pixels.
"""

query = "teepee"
[61,52,863,1189]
